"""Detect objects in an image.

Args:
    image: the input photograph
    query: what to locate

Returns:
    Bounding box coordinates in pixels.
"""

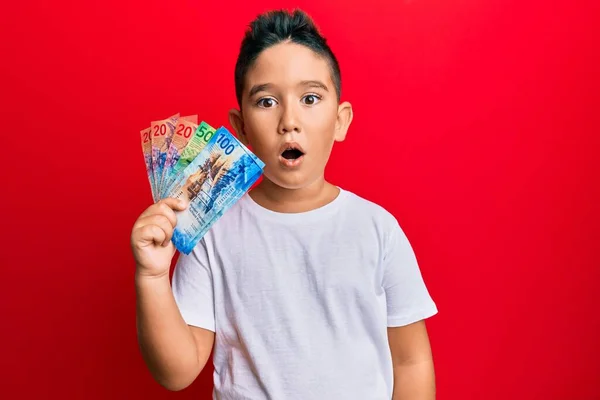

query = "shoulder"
[340,188,401,232]
[339,188,420,268]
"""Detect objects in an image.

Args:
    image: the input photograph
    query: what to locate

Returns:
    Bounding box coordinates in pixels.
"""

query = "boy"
[131,9,438,400]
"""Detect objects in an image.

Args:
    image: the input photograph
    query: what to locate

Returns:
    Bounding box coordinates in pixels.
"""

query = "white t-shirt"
[172,187,438,399]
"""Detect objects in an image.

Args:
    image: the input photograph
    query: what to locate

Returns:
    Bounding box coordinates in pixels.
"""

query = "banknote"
[161,118,199,193]
[165,114,198,158]
[150,113,179,199]
[140,126,157,202]
[165,127,265,254]
[181,115,198,124]
[171,121,216,178]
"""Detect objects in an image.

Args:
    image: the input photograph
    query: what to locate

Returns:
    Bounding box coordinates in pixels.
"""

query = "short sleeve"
[382,221,438,327]
[171,239,216,332]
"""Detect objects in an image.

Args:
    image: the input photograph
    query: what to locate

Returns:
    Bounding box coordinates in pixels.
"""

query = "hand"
[131,198,187,279]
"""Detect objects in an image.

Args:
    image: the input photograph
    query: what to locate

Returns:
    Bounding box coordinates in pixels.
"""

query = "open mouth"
[281,148,304,160]
[279,142,305,167]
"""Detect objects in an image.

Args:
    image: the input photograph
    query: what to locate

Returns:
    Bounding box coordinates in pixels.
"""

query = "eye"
[301,94,321,105]
[257,97,278,108]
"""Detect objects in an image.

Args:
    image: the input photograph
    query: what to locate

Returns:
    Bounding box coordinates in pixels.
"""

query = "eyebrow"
[248,83,273,98]
[300,80,329,92]
[247,80,330,98]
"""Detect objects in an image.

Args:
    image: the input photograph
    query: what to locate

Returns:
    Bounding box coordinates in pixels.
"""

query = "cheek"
[305,108,338,148]
[243,111,273,142]
[307,102,337,126]
[245,122,278,158]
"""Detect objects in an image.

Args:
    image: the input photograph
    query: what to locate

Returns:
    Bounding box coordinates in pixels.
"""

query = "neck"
[249,176,340,213]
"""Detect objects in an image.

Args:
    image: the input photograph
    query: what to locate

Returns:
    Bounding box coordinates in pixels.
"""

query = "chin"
[264,171,319,190]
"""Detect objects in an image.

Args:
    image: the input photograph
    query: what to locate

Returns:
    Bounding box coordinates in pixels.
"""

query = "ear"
[334,101,353,142]
[228,108,249,146]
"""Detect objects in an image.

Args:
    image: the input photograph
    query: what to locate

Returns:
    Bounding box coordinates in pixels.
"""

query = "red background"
[1,0,598,399]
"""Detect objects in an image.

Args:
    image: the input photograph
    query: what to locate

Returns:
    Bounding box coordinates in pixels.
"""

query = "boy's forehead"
[245,42,333,89]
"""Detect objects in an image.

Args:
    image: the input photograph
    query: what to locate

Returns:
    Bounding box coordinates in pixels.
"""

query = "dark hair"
[234,9,342,106]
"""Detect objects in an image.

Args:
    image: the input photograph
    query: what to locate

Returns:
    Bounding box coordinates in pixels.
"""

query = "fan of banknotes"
[140,113,265,254]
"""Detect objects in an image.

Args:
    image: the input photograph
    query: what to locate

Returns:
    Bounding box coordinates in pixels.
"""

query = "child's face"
[230,42,352,190]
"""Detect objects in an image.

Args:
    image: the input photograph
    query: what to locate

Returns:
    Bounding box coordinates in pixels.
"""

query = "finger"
[146,203,178,228]
[137,215,174,245]
[162,197,188,211]
[135,214,172,231]
[137,224,167,248]
[140,198,186,226]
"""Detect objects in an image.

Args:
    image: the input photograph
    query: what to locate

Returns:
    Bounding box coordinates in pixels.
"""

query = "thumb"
[162,197,189,211]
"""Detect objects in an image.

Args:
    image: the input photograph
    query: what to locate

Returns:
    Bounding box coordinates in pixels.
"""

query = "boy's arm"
[136,274,215,391]
[131,198,215,391]
[388,320,436,400]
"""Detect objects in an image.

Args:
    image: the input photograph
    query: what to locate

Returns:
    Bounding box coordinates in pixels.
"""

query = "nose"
[277,101,301,135]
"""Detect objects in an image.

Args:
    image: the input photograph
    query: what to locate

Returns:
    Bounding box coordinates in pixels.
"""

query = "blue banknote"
[165,127,265,254]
